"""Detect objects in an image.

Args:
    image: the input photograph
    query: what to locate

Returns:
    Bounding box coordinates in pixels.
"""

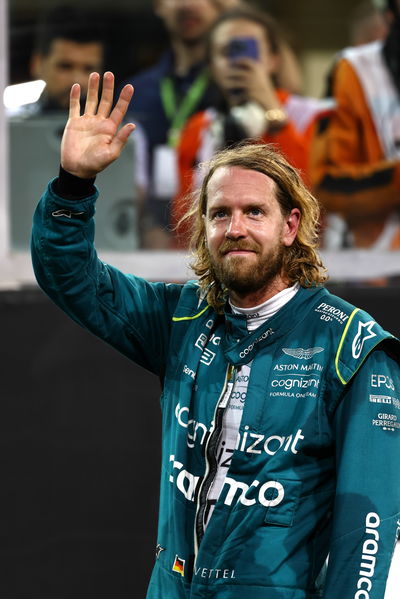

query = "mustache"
[218,240,260,255]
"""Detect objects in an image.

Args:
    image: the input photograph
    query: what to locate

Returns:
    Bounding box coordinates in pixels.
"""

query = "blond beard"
[208,241,285,295]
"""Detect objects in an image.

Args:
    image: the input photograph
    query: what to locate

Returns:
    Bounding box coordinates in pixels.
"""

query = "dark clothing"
[123,51,219,230]
[124,50,217,151]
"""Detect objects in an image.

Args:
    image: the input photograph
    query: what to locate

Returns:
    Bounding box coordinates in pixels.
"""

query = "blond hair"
[183,143,327,312]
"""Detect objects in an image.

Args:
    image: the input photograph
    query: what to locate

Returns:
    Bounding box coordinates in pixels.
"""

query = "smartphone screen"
[227,37,259,61]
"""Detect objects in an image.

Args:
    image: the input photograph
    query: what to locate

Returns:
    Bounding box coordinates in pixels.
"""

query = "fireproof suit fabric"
[31,181,400,598]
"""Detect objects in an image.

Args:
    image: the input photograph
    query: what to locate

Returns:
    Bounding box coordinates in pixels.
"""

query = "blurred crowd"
[7,0,400,267]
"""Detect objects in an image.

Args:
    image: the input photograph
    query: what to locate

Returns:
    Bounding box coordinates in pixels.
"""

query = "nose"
[226,212,247,240]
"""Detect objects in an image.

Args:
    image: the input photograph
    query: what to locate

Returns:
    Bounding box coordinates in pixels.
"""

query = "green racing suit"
[31,179,400,599]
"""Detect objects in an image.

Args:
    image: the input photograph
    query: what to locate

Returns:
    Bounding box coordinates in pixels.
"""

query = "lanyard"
[160,69,209,147]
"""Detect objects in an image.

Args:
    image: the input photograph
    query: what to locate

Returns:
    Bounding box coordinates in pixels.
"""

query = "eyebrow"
[208,199,267,209]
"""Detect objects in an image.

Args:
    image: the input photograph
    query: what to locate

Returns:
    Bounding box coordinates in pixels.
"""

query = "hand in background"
[61,71,135,179]
[223,57,281,110]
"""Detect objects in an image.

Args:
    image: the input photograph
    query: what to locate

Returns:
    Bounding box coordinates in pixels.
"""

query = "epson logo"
[354,512,380,599]
[371,374,395,391]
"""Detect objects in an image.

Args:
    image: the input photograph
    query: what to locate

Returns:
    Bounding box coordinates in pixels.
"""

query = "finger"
[109,84,134,128]
[231,57,257,69]
[116,123,136,145]
[84,72,100,115]
[97,71,115,118]
[69,83,81,119]
[109,123,136,158]
[224,69,248,84]
[225,74,247,86]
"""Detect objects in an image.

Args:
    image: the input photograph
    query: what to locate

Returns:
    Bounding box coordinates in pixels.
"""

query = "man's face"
[155,0,222,44]
[204,166,299,306]
[210,18,278,93]
[31,38,103,109]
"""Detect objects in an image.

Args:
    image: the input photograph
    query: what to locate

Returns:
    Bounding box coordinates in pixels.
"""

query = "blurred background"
[1,0,399,597]
[7,0,364,97]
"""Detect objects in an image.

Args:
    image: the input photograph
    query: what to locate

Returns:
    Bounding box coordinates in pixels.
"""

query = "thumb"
[112,123,136,153]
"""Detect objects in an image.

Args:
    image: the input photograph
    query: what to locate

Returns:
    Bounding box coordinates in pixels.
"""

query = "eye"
[57,61,75,71]
[248,207,263,216]
[211,209,228,220]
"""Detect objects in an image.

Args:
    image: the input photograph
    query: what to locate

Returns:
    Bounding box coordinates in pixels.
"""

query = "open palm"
[61,72,135,179]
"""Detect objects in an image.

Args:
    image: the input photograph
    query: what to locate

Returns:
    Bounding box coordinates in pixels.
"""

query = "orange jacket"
[172,90,313,247]
[310,55,400,248]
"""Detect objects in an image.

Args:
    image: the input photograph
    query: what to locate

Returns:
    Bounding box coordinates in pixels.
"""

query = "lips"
[224,249,255,255]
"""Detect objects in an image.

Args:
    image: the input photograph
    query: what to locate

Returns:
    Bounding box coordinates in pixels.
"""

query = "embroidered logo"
[51,209,85,219]
[282,347,324,360]
[172,555,185,577]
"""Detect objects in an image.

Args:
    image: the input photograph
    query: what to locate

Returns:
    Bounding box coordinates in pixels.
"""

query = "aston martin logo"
[282,347,324,360]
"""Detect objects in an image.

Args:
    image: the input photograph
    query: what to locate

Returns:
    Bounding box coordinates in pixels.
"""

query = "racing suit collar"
[222,286,328,366]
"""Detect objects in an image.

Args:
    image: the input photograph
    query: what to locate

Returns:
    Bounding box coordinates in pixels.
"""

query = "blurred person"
[31,71,400,598]
[349,1,388,46]
[9,5,148,250]
[171,6,331,247]
[124,0,227,248]
[123,0,303,248]
[310,0,400,251]
[11,5,105,117]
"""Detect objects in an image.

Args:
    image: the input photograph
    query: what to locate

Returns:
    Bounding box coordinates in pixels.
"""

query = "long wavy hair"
[182,143,327,312]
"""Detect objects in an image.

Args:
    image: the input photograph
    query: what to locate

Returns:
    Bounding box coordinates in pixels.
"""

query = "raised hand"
[61,72,135,179]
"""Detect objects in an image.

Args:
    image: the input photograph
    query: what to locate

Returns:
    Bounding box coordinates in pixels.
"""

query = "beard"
[208,239,286,296]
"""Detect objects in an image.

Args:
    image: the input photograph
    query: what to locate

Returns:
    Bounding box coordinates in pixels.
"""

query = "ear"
[282,208,300,247]
[30,53,44,79]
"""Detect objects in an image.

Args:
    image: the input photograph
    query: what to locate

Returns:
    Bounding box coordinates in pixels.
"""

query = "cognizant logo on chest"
[175,403,304,454]
[169,454,285,508]
[271,376,320,390]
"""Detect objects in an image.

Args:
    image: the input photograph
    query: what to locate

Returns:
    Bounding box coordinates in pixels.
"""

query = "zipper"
[193,363,235,563]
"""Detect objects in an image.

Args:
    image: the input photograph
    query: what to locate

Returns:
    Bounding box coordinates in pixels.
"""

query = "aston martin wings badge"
[282,347,324,360]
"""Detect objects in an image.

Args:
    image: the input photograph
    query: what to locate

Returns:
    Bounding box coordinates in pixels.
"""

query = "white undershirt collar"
[229,283,300,331]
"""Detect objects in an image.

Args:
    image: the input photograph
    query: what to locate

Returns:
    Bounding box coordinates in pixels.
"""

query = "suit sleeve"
[322,347,400,598]
[310,59,400,218]
[31,180,182,377]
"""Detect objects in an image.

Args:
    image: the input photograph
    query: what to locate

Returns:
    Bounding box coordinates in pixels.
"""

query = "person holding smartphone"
[171,5,331,247]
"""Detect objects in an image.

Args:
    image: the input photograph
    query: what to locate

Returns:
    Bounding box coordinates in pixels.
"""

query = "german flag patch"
[172,555,185,577]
